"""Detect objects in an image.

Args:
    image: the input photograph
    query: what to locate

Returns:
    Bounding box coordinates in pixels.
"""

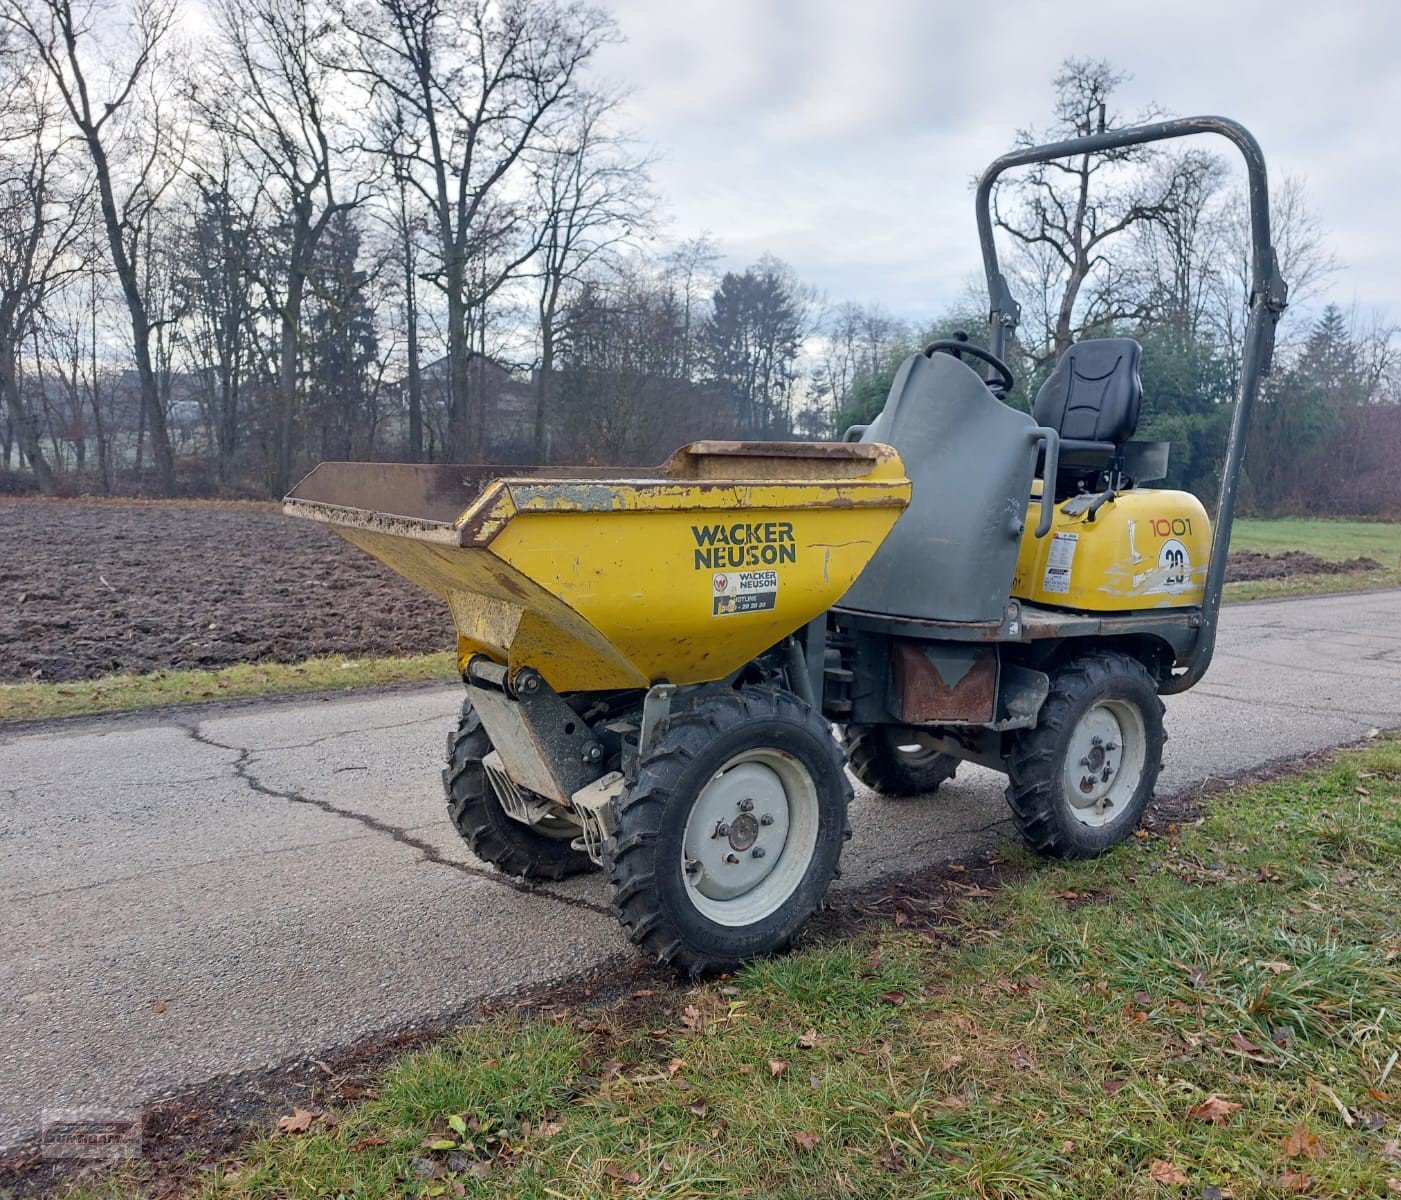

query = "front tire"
[1005,651,1165,859]
[605,687,852,975]
[443,700,593,881]
[843,725,959,797]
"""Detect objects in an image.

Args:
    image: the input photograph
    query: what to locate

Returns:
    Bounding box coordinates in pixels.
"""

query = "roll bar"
[974,116,1289,692]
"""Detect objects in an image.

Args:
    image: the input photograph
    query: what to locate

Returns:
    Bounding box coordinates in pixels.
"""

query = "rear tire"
[443,700,593,881]
[605,687,852,975]
[843,725,959,797]
[1005,651,1165,860]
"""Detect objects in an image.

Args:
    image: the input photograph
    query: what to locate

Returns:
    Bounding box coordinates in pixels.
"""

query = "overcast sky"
[595,0,1400,329]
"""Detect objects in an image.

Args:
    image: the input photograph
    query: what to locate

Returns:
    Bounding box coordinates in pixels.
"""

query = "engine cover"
[1012,488,1211,611]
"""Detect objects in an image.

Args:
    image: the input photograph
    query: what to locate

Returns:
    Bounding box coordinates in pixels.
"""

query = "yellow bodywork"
[1012,487,1211,610]
[285,443,910,693]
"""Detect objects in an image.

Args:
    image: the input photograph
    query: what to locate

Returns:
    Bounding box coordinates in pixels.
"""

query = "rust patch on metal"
[892,641,997,724]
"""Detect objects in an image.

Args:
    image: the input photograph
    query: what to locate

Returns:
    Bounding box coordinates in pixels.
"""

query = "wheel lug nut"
[1105,742,1118,751]
[738,798,754,812]
[714,822,730,838]
[725,852,740,865]
[751,847,766,859]
[759,813,774,826]
[1079,756,1092,767]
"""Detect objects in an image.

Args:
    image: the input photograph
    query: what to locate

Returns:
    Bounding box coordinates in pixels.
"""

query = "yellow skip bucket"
[284,441,910,692]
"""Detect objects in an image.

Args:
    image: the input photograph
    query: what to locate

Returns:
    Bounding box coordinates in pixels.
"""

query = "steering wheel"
[924,338,1015,397]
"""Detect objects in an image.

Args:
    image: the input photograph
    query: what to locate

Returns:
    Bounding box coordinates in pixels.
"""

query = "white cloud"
[596,0,1401,327]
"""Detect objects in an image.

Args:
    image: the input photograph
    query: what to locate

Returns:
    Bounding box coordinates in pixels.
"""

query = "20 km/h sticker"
[712,570,779,616]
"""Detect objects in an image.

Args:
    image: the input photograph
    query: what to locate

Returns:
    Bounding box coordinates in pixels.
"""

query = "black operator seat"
[1033,338,1143,481]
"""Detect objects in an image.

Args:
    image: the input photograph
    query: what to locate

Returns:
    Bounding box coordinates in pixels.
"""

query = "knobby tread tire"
[1004,650,1166,861]
[442,700,593,881]
[843,725,959,798]
[604,686,852,976]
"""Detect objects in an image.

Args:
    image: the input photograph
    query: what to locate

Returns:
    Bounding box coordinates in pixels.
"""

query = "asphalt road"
[4,589,1401,1152]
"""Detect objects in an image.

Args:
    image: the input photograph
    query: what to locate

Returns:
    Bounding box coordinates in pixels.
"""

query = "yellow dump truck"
[286,116,1287,973]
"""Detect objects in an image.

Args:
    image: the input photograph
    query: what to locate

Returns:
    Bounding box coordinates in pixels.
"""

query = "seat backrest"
[1033,338,1143,446]
[840,351,1042,623]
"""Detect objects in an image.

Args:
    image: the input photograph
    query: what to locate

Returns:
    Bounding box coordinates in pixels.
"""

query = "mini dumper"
[286,117,1288,973]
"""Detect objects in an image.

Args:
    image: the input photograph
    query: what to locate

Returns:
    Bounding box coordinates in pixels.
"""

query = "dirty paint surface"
[1012,489,1211,611]
[284,441,911,692]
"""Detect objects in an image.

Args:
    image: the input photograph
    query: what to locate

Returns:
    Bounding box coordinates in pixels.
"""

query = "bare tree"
[811,300,907,426]
[343,0,616,461]
[175,145,263,484]
[664,233,718,383]
[200,0,366,494]
[1211,174,1336,374]
[529,93,651,460]
[0,32,90,493]
[993,59,1186,363]
[4,0,183,491]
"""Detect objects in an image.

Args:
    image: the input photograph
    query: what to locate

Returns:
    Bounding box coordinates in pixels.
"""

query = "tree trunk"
[533,322,554,463]
[446,273,471,463]
[405,264,423,463]
[272,216,311,496]
[273,275,304,496]
[87,137,174,494]
[1,349,56,494]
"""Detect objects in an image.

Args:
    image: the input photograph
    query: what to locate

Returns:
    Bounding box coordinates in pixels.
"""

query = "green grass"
[74,739,1401,1200]
[1231,516,1401,563]
[0,652,457,723]
[1225,517,1401,602]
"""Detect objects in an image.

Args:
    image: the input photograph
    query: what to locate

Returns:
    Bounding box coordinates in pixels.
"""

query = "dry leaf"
[666,1058,685,1077]
[1282,1123,1323,1160]
[1009,1043,1038,1071]
[1256,960,1292,974]
[151,1001,167,1014]
[940,1055,964,1072]
[877,1144,905,1172]
[348,1136,387,1153]
[1148,1159,1187,1185]
[1187,1094,1241,1124]
[793,1130,819,1152]
[767,1059,788,1078]
[687,1100,708,1118]
[1385,1178,1401,1194]
[880,991,906,1006]
[1228,1031,1266,1055]
[1060,1140,1075,1155]
[681,1005,704,1031]
[276,1107,316,1136]
[1277,1170,1313,1193]
[797,1028,819,1049]
[1101,1077,1126,1095]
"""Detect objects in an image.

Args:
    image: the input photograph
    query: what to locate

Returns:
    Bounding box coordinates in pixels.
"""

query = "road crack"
[179,724,611,917]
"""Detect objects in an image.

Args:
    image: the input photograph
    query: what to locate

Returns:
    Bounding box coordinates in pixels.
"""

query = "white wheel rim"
[1061,699,1146,828]
[680,748,820,927]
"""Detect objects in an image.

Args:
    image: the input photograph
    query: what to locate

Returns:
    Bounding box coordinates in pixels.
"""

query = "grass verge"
[1225,517,1401,602]
[0,652,457,723]
[71,738,1401,1200]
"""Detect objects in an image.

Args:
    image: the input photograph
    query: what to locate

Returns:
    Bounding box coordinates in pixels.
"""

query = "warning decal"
[713,570,779,616]
[1042,532,1079,595]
